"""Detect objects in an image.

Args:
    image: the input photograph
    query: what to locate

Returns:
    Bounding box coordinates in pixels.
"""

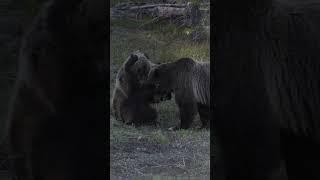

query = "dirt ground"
[110,114,210,178]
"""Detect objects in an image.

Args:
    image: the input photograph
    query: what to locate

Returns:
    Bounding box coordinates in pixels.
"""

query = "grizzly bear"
[147,57,210,129]
[111,51,171,126]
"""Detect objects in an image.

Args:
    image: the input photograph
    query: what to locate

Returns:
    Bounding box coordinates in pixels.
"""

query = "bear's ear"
[125,54,138,72]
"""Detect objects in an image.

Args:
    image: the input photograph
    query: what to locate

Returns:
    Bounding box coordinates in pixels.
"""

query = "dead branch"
[111,2,209,27]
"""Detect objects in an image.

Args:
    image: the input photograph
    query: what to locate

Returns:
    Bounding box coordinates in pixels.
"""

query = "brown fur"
[5,0,106,179]
[111,51,164,125]
[147,58,210,129]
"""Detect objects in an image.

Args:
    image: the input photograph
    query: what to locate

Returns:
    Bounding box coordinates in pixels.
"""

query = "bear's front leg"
[178,102,197,129]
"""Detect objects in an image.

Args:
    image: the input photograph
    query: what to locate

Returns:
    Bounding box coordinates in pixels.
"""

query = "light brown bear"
[147,57,210,129]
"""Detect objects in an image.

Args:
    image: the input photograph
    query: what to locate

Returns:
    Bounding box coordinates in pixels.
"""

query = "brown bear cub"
[147,57,210,129]
[111,51,171,126]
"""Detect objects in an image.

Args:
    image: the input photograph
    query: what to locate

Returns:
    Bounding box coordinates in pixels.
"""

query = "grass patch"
[110,18,209,67]
[151,130,169,144]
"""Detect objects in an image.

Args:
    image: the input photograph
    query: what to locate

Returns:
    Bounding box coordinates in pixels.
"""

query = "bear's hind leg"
[197,103,210,128]
[134,104,158,126]
[119,101,135,125]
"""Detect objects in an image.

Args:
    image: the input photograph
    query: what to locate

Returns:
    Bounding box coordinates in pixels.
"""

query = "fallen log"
[111,2,209,26]
[122,4,188,10]
[154,6,187,17]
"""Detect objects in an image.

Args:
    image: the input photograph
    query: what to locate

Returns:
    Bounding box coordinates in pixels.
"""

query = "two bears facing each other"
[112,52,210,129]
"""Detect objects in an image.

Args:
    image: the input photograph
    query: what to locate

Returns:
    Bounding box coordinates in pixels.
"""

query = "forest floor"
[110,9,210,179]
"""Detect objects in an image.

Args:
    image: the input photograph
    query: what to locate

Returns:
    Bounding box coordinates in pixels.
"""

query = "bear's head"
[147,57,195,97]
[147,64,174,98]
[124,51,154,84]
[116,51,154,96]
[117,51,172,103]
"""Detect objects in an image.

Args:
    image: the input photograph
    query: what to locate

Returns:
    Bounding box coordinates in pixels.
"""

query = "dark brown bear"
[147,57,210,129]
[111,51,171,126]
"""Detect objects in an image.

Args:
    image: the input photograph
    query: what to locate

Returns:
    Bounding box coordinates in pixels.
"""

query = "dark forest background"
[0,0,48,141]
